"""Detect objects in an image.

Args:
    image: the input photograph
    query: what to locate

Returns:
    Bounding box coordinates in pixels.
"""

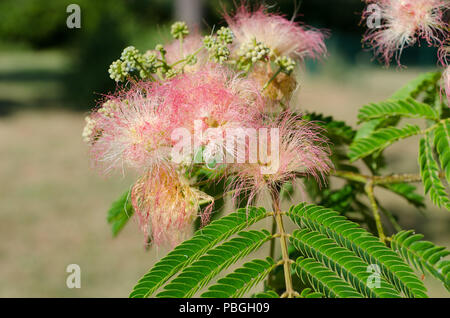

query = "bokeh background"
[0,0,449,297]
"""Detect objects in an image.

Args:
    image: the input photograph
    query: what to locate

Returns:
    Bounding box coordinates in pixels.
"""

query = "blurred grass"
[0,48,449,297]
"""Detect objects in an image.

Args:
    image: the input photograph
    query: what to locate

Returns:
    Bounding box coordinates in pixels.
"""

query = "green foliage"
[106,190,133,237]
[290,229,401,297]
[202,258,276,298]
[349,124,422,162]
[129,207,269,298]
[293,257,363,298]
[288,203,428,297]
[157,230,271,297]
[383,183,425,209]
[390,72,441,100]
[434,121,450,183]
[419,134,450,209]
[357,98,439,122]
[391,230,450,291]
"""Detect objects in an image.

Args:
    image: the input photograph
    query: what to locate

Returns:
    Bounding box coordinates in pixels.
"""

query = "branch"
[270,186,295,298]
[365,180,386,243]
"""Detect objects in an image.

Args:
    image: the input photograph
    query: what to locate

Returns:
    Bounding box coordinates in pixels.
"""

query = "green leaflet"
[202,258,276,298]
[349,124,422,162]
[252,290,280,298]
[293,257,363,298]
[288,203,428,298]
[290,229,401,298]
[357,98,439,122]
[391,230,450,291]
[390,72,441,100]
[157,230,271,298]
[434,120,450,183]
[419,134,450,210]
[129,207,269,298]
[298,288,323,298]
[107,190,134,237]
[383,183,425,209]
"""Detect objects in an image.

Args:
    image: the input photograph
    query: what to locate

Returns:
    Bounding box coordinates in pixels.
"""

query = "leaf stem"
[365,180,386,243]
[270,186,295,298]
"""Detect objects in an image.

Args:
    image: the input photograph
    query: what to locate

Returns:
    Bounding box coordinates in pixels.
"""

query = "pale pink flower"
[86,65,266,172]
[87,82,176,173]
[131,166,213,247]
[363,0,449,64]
[227,113,332,205]
[225,5,327,61]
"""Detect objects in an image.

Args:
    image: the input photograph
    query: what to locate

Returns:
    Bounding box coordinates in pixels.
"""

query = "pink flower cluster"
[85,6,332,247]
[363,0,449,65]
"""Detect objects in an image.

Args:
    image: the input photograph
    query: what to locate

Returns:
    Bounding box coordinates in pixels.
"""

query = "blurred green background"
[0,0,448,297]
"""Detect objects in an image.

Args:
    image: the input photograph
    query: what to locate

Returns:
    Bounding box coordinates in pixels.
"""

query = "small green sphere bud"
[171,21,189,40]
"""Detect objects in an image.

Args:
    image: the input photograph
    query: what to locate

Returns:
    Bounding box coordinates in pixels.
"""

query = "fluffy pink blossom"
[224,5,327,61]
[131,166,213,247]
[85,65,266,172]
[227,113,332,205]
[87,83,176,172]
[363,0,449,64]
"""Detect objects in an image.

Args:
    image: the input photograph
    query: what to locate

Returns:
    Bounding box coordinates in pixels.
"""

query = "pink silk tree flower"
[363,0,449,65]
[224,5,327,61]
[86,82,176,173]
[131,166,213,247]
[85,65,266,173]
[227,112,332,206]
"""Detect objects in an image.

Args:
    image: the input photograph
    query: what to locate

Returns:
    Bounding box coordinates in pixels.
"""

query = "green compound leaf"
[390,72,441,100]
[157,230,272,298]
[107,190,134,237]
[202,258,276,298]
[290,229,401,298]
[358,98,439,123]
[252,290,280,298]
[298,288,323,298]
[434,120,450,183]
[288,203,428,298]
[129,207,269,298]
[293,257,363,298]
[391,230,450,291]
[383,183,425,209]
[419,134,450,210]
[349,124,422,162]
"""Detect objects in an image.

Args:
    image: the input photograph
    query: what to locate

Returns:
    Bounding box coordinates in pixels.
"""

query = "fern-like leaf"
[157,230,271,298]
[419,134,450,209]
[288,203,428,297]
[383,183,425,209]
[252,290,280,298]
[434,120,450,183]
[129,207,269,298]
[358,98,438,122]
[390,72,441,99]
[391,230,450,290]
[201,258,276,298]
[349,124,421,162]
[293,257,364,298]
[290,229,401,297]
